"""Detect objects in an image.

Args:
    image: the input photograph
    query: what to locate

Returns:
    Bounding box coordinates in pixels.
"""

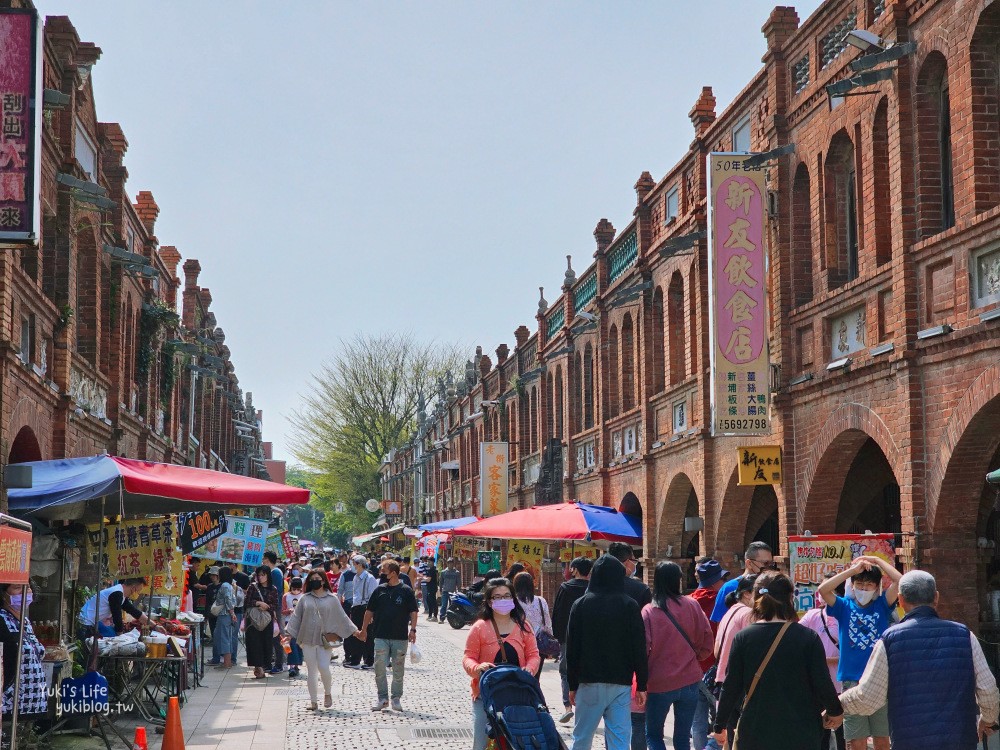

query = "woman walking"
[513,572,551,678]
[463,578,540,750]
[642,561,714,750]
[212,567,238,669]
[285,570,358,710]
[712,572,843,750]
[245,566,280,679]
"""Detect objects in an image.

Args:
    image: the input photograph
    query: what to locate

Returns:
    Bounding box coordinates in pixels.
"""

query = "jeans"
[646,682,698,750]
[439,591,453,620]
[559,642,571,707]
[692,682,721,750]
[425,589,437,616]
[572,683,632,750]
[374,638,408,701]
[631,712,646,750]
[420,583,429,612]
[272,634,285,670]
[212,613,237,658]
[472,698,490,750]
[288,637,303,667]
[301,644,332,703]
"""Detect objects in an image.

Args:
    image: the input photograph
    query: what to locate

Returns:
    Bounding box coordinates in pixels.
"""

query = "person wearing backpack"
[642,561,714,750]
[513,572,554,679]
[712,572,843,750]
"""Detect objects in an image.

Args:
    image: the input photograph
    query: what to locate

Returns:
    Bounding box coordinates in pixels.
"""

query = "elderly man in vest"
[840,570,999,750]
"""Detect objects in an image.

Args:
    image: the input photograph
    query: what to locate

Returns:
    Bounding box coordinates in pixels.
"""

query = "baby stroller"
[479,664,567,750]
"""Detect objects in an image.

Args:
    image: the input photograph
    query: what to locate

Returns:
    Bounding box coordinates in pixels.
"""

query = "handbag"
[246,585,273,631]
[729,621,792,750]
[534,600,561,659]
[210,585,226,617]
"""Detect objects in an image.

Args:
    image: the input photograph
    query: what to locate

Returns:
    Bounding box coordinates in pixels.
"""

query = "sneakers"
[558,708,574,724]
[343,662,361,669]
[360,663,374,670]
[268,667,283,675]
[390,698,403,712]
[371,699,389,712]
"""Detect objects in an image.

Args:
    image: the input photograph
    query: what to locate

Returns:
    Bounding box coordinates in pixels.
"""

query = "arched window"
[871,99,892,266]
[687,266,698,377]
[544,372,553,441]
[971,6,1000,213]
[621,314,635,412]
[792,163,814,305]
[572,354,583,433]
[529,386,538,454]
[608,325,620,418]
[668,273,685,384]
[823,130,860,288]
[554,365,564,441]
[508,401,518,462]
[651,287,665,393]
[471,425,479,477]
[916,52,954,236]
[583,344,595,430]
[75,225,99,365]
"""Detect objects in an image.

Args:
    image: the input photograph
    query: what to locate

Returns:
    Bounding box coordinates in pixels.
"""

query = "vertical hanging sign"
[0,9,40,242]
[708,153,771,436]
[479,442,509,517]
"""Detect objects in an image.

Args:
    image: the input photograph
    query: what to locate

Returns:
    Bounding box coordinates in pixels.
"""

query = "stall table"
[100,654,187,724]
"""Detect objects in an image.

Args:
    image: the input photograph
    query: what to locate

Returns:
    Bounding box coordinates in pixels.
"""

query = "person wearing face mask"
[359,561,419,712]
[0,584,47,721]
[78,578,149,637]
[607,543,652,608]
[818,555,901,750]
[463,578,540,750]
[284,571,359,711]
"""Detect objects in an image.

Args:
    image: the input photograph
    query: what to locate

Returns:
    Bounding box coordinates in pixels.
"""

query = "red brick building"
[0,12,272,492]
[383,0,1000,630]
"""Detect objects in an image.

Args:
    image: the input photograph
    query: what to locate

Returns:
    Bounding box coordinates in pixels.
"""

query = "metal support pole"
[0,512,36,750]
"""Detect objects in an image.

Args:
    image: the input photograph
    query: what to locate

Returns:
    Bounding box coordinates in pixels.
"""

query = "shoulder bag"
[210,584,226,617]
[729,621,793,750]
[534,600,561,659]
[246,585,273,631]
[657,600,718,711]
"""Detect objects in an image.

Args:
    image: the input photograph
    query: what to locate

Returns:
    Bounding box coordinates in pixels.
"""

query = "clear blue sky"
[37,1,824,461]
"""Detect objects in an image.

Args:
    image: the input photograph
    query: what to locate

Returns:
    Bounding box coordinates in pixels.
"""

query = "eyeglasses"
[752,560,779,571]
[490,594,513,601]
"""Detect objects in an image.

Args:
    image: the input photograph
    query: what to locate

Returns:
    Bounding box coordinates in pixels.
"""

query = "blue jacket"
[882,606,977,750]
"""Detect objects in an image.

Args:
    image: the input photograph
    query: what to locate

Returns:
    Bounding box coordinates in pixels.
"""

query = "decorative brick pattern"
[793,54,810,94]
[821,14,858,68]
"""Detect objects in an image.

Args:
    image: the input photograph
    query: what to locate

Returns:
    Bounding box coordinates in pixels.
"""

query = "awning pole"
[0,512,34,750]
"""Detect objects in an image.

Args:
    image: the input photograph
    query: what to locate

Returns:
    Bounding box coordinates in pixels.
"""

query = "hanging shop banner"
[265,530,294,561]
[0,9,40,242]
[0,525,32,584]
[737,446,782,485]
[86,517,184,592]
[477,550,501,575]
[479,442,509,517]
[177,511,228,554]
[708,153,770,437]
[788,533,895,616]
[506,539,543,581]
[454,536,492,561]
[558,542,601,563]
[192,515,268,568]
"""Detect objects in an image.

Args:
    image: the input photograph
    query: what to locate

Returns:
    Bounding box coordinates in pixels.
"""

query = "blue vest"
[882,606,978,750]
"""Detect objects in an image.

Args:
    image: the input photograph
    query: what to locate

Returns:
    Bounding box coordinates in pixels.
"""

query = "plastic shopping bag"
[409,642,423,665]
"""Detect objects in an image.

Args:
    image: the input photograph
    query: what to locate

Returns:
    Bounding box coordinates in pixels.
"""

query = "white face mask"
[854,589,877,606]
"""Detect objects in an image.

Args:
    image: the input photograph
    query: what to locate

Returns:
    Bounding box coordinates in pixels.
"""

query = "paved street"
[132,622,613,750]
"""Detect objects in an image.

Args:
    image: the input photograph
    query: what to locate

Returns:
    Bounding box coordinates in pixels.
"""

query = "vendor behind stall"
[0,583,47,719]
[78,578,150,637]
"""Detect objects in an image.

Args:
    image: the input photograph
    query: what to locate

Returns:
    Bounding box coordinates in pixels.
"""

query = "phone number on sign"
[717,418,768,432]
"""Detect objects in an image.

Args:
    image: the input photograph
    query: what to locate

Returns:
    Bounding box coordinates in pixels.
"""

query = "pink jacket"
[641,598,714,694]
[714,602,755,682]
[463,618,540,699]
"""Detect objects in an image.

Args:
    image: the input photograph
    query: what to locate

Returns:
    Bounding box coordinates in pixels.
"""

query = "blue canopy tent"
[417,516,479,532]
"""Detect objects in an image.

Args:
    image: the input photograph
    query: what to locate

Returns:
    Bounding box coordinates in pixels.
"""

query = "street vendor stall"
[451,501,642,543]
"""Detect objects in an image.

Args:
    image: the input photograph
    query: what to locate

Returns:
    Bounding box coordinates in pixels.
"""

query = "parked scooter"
[445,587,482,629]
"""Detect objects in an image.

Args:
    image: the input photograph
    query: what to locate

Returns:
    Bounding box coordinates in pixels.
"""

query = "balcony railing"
[608,232,638,284]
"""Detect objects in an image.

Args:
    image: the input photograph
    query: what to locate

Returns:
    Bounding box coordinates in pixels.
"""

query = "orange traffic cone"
[162,696,185,750]
[132,726,149,750]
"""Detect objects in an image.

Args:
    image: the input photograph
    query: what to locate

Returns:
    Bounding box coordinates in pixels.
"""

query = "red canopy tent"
[452,501,642,543]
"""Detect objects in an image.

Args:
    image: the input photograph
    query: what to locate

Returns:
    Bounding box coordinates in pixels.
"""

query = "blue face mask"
[9,592,32,610]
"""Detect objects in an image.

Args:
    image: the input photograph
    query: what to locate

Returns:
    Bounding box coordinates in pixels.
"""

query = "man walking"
[566,555,647,750]
[710,542,775,623]
[607,542,652,607]
[262,551,286,674]
[840,570,999,750]
[359,560,419,712]
[438,558,461,623]
[552,556,592,723]
[689,557,727,750]
[422,557,438,622]
[345,556,377,669]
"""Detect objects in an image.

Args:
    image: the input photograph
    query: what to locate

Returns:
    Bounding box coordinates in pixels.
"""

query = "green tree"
[289,333,462,536]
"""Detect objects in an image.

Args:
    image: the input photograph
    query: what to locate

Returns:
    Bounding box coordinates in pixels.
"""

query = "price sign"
[178,511,228,554]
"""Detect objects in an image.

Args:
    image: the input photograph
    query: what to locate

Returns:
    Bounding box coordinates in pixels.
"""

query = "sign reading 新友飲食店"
[709,153,771,437]
[0,9,40,242]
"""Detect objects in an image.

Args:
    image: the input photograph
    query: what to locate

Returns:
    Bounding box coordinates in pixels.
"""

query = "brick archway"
[657,473,696,558]
[713,465,755,563]
[6,397,52,462]
[8,426,42,464]
[800,404,901,534]
[927,363,1000,532]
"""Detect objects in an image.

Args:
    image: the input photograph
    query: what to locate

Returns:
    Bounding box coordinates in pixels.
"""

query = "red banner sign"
[0,526,32,585]
[0,9,39,242]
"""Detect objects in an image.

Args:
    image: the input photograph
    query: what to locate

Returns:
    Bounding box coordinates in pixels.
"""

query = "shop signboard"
[86,517,184,592]
[479,442,509,517]
[477,550,501,575]
[454,536,491,561]
[0,525,32,584]
[788,533,895,615]
[506,539,543,581]
[192,515,268,567]
[736,446,782,485]
[177,510,227,554]
[709,153,770,437]
[0,9,41,242]
[558,542,601,563]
